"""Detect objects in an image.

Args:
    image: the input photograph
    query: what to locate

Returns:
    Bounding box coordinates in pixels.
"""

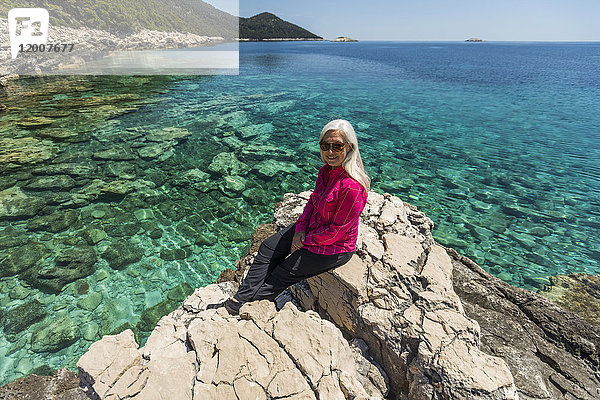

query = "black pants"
[233,223,353,303]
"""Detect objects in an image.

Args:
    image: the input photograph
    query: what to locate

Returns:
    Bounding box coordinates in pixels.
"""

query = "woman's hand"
[291,231,305,253]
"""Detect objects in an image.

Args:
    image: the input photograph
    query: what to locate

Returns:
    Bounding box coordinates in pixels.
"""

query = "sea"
[0,41,599,385]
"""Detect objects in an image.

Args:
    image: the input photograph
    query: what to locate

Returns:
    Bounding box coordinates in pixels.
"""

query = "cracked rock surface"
[275,191,599,400]
[77,283,387,399]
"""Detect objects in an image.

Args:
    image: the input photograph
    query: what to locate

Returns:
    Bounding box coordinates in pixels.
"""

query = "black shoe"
[224,298,243,315]
[206,298,243,315]
[206,300,227,310]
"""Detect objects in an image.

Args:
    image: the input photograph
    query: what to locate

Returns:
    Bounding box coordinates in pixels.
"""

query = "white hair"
[319,119,370,191]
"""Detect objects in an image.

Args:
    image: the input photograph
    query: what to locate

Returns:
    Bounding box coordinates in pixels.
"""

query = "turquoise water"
[0,41,599,384]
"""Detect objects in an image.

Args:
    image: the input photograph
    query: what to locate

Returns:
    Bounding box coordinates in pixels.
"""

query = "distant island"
[465,38,485,42]
[239,12,323,41]
[332,37,358,42]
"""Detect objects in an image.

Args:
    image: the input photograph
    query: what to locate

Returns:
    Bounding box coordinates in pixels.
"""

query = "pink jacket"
[295,164,368,255]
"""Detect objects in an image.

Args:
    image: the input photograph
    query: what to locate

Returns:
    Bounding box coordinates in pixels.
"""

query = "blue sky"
[206,0,599,41]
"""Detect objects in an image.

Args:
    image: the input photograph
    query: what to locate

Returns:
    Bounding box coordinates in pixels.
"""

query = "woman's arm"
[302,183,366,246]
[295,166,325,233]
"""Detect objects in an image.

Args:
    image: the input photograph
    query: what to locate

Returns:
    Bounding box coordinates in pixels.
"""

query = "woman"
[219,119,370,315]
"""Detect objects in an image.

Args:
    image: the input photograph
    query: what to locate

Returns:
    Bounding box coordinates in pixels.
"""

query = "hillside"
[239,12,322,40]
[0,0,238,38]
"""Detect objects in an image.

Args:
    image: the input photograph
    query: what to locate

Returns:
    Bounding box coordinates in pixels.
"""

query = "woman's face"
[320,130,350,168]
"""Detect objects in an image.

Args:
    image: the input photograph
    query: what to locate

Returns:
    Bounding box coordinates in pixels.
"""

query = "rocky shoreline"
[0,18,226,76]
[6,191,595,399]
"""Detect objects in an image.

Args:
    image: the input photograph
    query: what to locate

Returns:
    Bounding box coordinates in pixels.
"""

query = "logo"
[8,8,49,59]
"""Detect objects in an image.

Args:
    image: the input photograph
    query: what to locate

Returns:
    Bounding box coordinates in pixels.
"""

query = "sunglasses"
[319,142,347,152]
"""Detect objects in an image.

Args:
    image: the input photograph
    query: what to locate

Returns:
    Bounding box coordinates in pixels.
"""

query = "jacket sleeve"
[302,182,366,246]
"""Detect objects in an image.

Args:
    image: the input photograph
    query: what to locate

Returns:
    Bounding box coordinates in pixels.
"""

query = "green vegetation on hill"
[239,12,322,40]
[0,0,238,37]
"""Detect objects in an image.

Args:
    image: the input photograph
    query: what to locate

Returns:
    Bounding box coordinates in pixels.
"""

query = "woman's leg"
[250,249,353,302]
[233,223,297,303]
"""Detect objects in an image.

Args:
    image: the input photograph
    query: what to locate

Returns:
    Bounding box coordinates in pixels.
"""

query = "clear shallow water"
[0,41,599,384]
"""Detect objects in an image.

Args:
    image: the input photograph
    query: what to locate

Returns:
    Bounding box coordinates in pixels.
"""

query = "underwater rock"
[146,127,191,142]
[22,245,97,293]
[166,282,194,302]
[26,210,79,233]
[0,368,87,400]
[253,159,299,178]
[159,247,190,261]
[31,162,97,178]
[0,187,46,220]
[25,175,77,191]
[241,143,294,160]
[16,117,55,129]
[104,222,141,237]
[92,148,135,161]
[238,122,274,138]
[539,273,600,326]
[133,209,154,221]
[136,298,179,333]
[104,162,136,179]
[36,128,90,143]
[31,314,80,352]
[173,168,213,192]
[208,152,249,176]
[137,142,173,160]
[0,241,48,277]
[78,292,104,311]
[81,227,107,245]
[1,299,46,337]
[0,138,56,171]
[101,240,144,270]
[219,175,246,193]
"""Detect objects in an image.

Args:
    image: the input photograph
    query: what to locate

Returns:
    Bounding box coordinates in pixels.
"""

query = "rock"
[104,222,141,237]
[25,175,77,191]
[0,241,49,277]
[104,162,136,179]
[208,152,249,176]
[167,282,194,302]
[91,209,106,219]
[23,245,97,293]
[77,292,103,311]
[83,322,100,341]
[133,208,154,220]
[1,299,46,337]
[78,330,142,399]
[26,210,79,233]
[253,159,299,178]
[81,227,107,245]
[101,240,144,270]
[77,285,386,400]
[159,247,190,261]
[331,36,358,42]
[539,273,600,326]
[137,142,173,160]
[219,174,246,193]
[31,314,80,352]
[282,192,516,399]
[0,187,46,220]
[92,148,135,161]
[238,122,274,138]
[146,126,191,142]
[31,163,97,178]
[16,116,55,129]
[449,248,600,400]
[0,137,56,171]
[0,368,87,400]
